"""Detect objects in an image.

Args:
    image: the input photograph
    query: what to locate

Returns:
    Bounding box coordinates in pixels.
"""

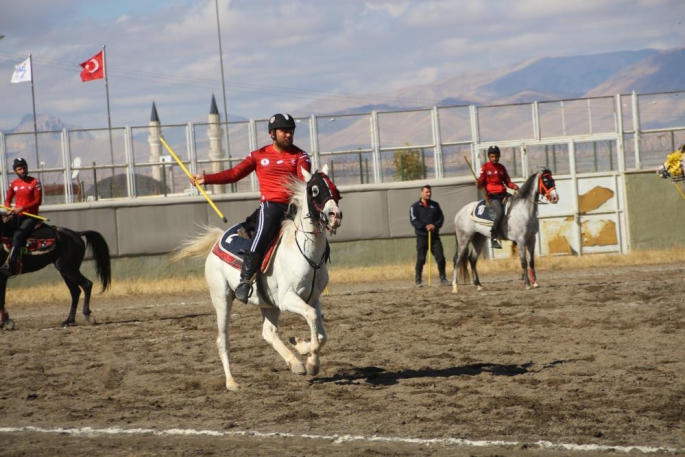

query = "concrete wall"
[624,171,685,250]
[40,177,478,258]
[40,171,685,258]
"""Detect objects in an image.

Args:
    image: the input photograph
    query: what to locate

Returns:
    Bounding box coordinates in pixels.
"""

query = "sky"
[0,0,683,131]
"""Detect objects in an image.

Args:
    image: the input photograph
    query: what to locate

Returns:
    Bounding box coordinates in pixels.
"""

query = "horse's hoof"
[61,320,76,328]
[288,360,307,375]
[476,285,484,291]
[288,337,310,355]
[306,363,320,376]
[226,381,241,392]
[85,315,97,325]
[1,318,15,331]
[533,283,540,289]
[525,285,532,290]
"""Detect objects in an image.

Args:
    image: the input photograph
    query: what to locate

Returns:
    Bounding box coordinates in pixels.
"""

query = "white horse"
[451,169,559,293]
[174,166,342,391]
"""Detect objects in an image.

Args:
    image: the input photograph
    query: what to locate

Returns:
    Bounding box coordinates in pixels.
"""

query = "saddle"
[469,196,512,226]
[1,224,58,255]
[211,222,282,273]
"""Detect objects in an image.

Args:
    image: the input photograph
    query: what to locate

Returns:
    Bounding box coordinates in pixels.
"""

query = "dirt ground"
[0,263,683,456]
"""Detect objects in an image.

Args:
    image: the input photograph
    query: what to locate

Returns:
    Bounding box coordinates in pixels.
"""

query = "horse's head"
[538,169,559,204]
[302,164,343,234]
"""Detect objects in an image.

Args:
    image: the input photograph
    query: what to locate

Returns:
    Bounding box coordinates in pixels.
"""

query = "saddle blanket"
[211,222,280,272]
[1,224,57,255]
[469,198,511,226]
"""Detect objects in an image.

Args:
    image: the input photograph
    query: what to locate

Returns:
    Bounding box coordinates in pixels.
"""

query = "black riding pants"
[5,216,39,249]
[249,201,288,261]
[415,235,446,277]
[489,193,506,237]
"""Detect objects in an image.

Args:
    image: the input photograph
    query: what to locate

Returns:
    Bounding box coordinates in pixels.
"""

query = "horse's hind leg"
[206,267,240,391]
[451,240,469,294]
[470,235,486,290]
[58,270,94,326]
[261,307,306,375]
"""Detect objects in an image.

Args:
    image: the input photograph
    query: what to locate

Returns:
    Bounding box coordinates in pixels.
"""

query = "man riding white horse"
[476,146,519,249]
[191,113,311,304]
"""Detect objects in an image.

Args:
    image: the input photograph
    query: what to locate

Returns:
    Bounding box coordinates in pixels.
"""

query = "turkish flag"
[79,51,104,82]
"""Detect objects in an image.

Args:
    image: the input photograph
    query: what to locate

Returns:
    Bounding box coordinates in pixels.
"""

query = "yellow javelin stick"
[159,137,228,223]
[464,155,491,207]
[1,205,49,221]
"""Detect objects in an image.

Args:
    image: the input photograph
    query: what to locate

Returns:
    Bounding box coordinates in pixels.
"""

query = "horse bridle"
[294,171,342,271]
[305,172,342,232]
[537,170,556,203]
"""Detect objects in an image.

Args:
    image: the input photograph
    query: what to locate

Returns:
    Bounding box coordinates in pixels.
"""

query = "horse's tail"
[171,225,223,263]
[80,230,112,293]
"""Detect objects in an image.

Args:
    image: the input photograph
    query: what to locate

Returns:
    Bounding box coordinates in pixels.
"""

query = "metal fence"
[1,90,685,205]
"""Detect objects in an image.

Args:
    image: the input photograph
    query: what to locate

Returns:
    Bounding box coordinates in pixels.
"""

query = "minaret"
[207,94,225,194]
[147,101,162,182]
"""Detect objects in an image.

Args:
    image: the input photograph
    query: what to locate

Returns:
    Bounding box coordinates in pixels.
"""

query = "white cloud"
[0,0,683,131]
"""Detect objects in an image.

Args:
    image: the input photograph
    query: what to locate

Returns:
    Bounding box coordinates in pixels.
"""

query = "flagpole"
[102,45,115,196]
[28,54,39,170]
[215,0,233,192]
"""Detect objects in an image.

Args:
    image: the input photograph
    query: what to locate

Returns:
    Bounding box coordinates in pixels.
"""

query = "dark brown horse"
[0,226,111,329]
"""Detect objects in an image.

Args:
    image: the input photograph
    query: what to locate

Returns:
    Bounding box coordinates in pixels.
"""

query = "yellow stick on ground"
[159,137,228,223]
[428,230,432,287]
[0,206,49,221]
[674,182,685,200]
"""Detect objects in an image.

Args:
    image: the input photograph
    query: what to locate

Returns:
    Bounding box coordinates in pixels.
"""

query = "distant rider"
[477,146,519,249]
[0,157,43,275]
[657,144,685,180]
[191,113,311,304]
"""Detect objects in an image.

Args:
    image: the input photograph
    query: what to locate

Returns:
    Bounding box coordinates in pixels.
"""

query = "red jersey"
[203,144,311,204]
[477,161,517,195]
[5,176,42,216]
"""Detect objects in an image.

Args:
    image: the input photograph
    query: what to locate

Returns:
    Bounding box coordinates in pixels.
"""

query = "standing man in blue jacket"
[409,184,449,287]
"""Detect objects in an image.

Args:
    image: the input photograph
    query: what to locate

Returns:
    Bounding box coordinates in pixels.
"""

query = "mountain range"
[302,47,685,115]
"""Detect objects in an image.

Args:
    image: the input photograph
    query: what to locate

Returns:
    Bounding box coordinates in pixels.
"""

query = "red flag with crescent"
[79,51,104,82]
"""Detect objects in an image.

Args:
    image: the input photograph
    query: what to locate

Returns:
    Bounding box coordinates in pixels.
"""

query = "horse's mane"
[512,171,540,202]
[281,174,308,232]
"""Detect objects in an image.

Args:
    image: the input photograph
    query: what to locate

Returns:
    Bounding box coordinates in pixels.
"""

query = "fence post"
[93,162,99,201]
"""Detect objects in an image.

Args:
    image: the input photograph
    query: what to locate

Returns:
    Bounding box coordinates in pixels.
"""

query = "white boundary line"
[0,426,679,454]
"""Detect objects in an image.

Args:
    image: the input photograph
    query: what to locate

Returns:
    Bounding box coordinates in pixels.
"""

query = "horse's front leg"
[0,275,13,330]
[527,238,538,289]
[517,239,532,289]
[288,298,327,376]
[261,307,306,375]
[280,290,321,376]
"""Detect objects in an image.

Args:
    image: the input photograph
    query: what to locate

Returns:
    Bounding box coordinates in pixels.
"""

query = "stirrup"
[234,281,254,304]
[491,238,502,249]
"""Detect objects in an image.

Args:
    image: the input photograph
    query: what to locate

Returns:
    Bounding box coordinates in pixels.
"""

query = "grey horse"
[452,169,559,293]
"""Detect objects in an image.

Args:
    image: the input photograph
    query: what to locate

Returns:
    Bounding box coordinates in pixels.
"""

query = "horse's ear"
[321,164,329,176]
[301,167,312,181]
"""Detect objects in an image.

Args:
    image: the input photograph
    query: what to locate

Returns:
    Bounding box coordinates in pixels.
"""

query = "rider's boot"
[490,227,502,249]
[0,247,20,276]
[235,251,259,304]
